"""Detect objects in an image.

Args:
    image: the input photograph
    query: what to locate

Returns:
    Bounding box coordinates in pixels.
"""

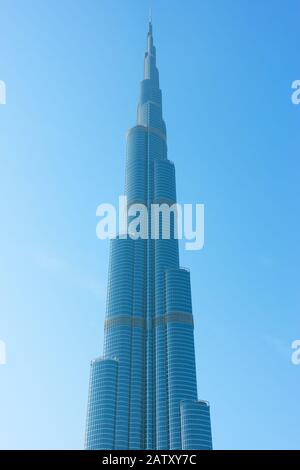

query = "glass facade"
[181,401,213,450]
[85,21,212,450]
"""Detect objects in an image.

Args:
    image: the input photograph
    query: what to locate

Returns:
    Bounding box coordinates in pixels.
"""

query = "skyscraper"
[85,20,213,451]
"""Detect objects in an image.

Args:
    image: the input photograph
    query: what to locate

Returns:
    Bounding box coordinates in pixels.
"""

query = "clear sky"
[0,0,299,450]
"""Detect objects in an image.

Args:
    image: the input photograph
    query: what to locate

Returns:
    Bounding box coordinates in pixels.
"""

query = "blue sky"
[0,0,299,449]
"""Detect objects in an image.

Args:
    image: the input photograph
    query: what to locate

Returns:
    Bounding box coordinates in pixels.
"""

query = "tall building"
[85,20,213,451]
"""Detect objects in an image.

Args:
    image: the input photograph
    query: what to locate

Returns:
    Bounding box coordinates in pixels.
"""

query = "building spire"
[147,12,153,53]
[142,11,159,88]
[138,12,164,132]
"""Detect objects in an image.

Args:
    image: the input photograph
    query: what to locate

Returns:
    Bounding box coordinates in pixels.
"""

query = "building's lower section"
[180,400,213,450]
[84,358,118,450]
[85,356,213,450]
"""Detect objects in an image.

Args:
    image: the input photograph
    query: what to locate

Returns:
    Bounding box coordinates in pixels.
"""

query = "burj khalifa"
[85,20,213,451]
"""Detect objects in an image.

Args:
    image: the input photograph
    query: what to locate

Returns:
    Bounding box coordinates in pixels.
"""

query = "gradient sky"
[0,0,299,450]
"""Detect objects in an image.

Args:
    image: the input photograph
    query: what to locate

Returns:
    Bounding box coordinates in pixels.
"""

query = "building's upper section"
[136,20,167,138]
[144,20,159,85]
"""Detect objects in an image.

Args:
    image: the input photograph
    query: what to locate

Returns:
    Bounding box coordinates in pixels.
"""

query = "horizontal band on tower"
[104,312,194,330]
[105,316,144,329]
[154,313,194,327]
